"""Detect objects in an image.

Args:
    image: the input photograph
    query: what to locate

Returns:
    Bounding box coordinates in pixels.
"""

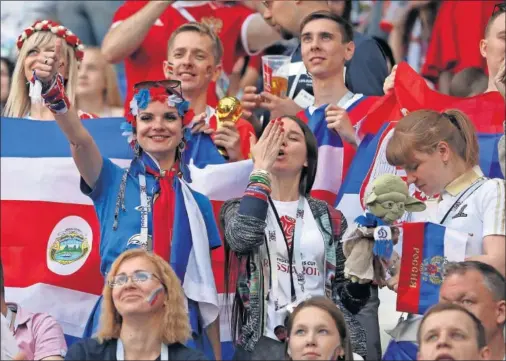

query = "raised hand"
[259,92,302,119]
[250,118,284,172]
[33,38,63,84]
[495,58,505,100]
[383,64,397,94]
[325,104,357,146]
[241,86,262,119]
[190,112,213,135]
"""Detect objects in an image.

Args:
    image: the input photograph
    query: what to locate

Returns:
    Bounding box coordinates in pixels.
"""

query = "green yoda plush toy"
[343,174,426,285]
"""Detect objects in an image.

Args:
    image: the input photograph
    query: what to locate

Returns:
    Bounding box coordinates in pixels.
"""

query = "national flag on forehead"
[396,222,468,314]
[296,94,380,205]
[1,116,252,359]
[336,62,505,226]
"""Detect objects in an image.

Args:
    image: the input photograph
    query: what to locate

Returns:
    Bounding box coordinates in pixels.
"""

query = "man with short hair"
[164,22,255,162]
[102,0,281,116]
[241,0,388,120]
[296,10,381,203]
[0,261,67,361]
[294,10,383,360]
[439,261,505,361]
[417,302,491,361]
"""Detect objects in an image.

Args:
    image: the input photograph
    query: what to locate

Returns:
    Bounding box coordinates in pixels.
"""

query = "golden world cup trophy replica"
[215,96,242,159]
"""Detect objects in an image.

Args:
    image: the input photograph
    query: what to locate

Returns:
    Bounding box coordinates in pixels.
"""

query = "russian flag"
[396,222,467,314]
[1,117,252,359]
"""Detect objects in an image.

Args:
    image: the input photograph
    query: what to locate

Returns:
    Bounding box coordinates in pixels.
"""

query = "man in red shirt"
[164,22,254,162]
[102,0,280,115]
[421,1,498,94]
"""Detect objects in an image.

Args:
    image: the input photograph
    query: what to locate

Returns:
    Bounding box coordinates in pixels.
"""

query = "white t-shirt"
[432,167,506,257]
[264,198,325,340]
[390,169,506,345]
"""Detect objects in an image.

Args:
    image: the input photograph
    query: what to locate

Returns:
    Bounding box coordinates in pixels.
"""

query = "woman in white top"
[385,108,505,278]
[379,108,505,361]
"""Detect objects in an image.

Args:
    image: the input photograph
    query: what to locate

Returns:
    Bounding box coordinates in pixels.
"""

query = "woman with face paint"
[65,249,208,360]
[35,36,222,359]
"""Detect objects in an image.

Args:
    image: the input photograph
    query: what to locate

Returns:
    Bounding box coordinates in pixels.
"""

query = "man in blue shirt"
[241,0,388,120]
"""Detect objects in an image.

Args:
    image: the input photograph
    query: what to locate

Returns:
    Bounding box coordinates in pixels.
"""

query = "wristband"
[38,72,71,114]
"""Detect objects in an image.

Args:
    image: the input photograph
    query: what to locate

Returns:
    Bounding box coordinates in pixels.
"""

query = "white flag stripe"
[6,284,233,341]
[5,284,100,338]
[180,180,220,328]
[186,159,253,201]
[313,145,344,195]
[1,158,130,204]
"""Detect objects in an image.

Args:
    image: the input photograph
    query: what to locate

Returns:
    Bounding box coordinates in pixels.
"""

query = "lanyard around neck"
[438,178,486,225]
[266,196,305,303]
[116,339,169,360]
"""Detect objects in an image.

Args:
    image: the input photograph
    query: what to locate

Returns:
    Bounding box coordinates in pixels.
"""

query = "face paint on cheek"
[168,62,174,75]
[206,65,213,76]
[145,286,165,306]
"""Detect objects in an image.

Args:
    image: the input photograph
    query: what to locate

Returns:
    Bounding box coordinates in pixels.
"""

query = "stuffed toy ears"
[405,196,427,212]
[364,192,377,206]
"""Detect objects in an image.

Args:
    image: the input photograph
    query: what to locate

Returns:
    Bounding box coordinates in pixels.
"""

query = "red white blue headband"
[17,20,84,61]
[122,80,192,143]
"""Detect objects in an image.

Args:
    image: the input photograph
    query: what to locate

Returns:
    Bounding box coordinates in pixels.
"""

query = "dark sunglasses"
[133,80,184,99]
[493,2,506,15]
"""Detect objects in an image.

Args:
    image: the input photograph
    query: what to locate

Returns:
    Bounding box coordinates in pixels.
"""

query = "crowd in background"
[1,1,505,361]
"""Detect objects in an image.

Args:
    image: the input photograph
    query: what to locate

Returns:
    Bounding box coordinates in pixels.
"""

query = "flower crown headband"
[122,82,192,144]
[17,20,84,61]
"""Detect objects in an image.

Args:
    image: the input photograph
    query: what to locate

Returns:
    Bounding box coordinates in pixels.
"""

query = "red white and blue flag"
[396,222,468,314]
[336,62,505,226]
[1,117,252,359]
[297,94,379,205]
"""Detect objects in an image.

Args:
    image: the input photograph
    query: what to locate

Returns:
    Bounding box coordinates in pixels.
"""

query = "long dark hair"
[223,115,318,344]
[281,115,319,196]
[286,297,354,361]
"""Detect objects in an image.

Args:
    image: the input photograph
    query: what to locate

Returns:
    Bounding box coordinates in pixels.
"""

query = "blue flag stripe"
[419,223,446,314]
[1,117,132,159]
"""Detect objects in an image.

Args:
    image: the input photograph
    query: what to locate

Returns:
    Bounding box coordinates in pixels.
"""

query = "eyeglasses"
[492,2,506,15]
[133,80,184,99]
[108,270,162,288]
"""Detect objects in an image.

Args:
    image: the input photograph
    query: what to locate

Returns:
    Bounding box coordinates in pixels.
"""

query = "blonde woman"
[2,20,96,120]
[76,47,123,117]
[65,249,207,360]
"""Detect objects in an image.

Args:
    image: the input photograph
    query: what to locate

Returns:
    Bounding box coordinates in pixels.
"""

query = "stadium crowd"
[1,1,505,360]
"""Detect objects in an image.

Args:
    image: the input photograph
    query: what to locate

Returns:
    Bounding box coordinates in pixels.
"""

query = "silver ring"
[44,57,49,65]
